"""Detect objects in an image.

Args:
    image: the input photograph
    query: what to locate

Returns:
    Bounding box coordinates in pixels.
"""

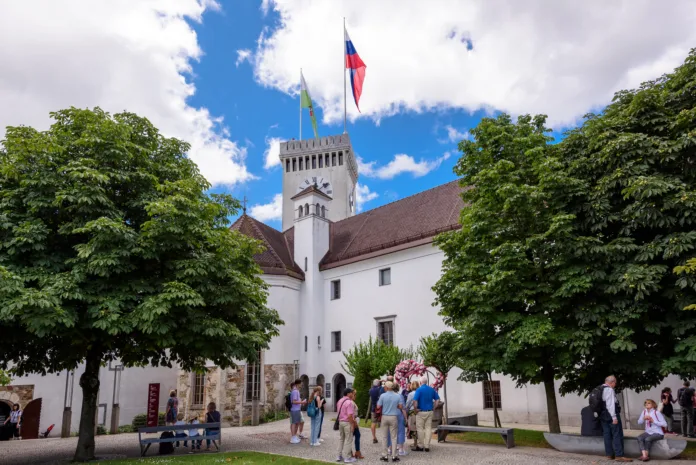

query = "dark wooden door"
[21,398,41,439]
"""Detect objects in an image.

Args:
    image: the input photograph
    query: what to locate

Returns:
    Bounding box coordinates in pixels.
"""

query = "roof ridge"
[334,178,461,226]
[282,227,295,265]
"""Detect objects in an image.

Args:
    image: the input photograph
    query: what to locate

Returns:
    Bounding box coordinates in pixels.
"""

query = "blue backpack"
[307,398,316,418]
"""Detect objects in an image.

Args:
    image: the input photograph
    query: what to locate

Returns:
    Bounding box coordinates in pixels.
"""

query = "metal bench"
[437,425,515,448]
[137,422,221,457]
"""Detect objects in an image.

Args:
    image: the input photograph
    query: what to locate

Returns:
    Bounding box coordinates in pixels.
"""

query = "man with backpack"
[589,375,632,462]
[677,380,695,438]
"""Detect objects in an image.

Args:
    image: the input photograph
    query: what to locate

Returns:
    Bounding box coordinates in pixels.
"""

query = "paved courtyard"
[0,420,683,465]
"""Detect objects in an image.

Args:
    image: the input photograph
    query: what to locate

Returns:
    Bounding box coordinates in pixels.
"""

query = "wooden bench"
[137,422,221,457]
[437,425,515,448]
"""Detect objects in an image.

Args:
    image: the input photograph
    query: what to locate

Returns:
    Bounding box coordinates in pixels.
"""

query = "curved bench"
[543,433,686,460]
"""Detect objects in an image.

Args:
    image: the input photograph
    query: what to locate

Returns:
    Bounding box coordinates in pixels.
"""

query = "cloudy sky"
[1,0,694,227]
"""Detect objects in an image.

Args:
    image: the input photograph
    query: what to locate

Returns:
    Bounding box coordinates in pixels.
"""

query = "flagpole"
[343,17,347,134]
[299,68,302,141]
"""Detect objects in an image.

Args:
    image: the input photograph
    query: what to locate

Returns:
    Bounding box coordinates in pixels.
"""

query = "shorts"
[290,410,302,424]
[371,412,381,425]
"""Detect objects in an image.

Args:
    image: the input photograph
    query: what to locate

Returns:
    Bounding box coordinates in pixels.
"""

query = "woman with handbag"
[309,386,325,446]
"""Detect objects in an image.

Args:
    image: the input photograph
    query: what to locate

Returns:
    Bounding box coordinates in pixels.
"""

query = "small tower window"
[339,152,344,166]
[321,205,326,218]
[306,156,310,169]
[298,206,303,218]
[325,154,329,166]
[286,159,290,172]
[319,156,323,168]
[304,257,308,271]
[304,203,309,216]
[299,158,303,170]
[312,156,316,169]
[316,203,320,215]
[292,158,297,172]
[332,153,336,166]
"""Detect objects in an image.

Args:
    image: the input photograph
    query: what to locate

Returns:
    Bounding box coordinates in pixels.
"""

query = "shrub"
[131,412,165,429]
[117,424,134,434]
[96,425,107,436]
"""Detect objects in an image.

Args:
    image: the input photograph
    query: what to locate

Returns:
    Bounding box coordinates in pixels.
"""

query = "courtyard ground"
[0,419,689,465]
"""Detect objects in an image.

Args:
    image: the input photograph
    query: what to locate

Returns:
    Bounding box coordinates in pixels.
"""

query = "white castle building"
[1,134,688,437]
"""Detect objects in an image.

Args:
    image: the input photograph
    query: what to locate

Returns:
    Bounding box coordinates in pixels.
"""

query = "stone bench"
[437,425,515,448]
[137,422,221,457]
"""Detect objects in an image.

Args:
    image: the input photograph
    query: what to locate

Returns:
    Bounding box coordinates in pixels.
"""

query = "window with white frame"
[245,349,262,402]
[483,380,502,409]
[331,280,341,300]
[192,372,206,406]
[331,331,342,352]
[375,317,395,345]
[379,268,391,286]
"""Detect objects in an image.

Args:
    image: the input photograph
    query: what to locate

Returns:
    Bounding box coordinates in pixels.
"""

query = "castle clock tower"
[279,134,358,231]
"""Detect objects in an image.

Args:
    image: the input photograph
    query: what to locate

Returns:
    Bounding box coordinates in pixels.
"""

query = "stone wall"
[0,385,34,408]
[177,363,295,427]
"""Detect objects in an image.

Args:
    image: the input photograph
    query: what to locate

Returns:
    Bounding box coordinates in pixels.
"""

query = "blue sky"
[188,3,483,228]
[1,1,694,231]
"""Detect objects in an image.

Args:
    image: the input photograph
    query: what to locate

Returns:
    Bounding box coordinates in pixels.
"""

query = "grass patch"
[678,441,696,460]
[102,451,328,464]
[448,428,551,449]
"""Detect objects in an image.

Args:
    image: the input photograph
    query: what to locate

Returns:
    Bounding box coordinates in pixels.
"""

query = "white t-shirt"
[189,419,200,437]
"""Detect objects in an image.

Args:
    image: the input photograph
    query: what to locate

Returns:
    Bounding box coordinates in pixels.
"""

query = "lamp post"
[108,361,123,434]
[61,370,75,438]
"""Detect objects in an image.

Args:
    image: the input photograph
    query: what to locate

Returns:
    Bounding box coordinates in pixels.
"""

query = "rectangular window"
[305,335,308,352]
[379,268,391,286]
[339,152,343,166]
[245,349,262,402]
[325,154,329,167]
[306,156,310,169]
[312,156,316,169]
[332,153,336,166]
[299,158,303,170]
[292,158,296,172]
[483,380,502,409]
[193,373,206,406]
[331,280,341,300]
[331,331,341,352]
[318,336,321,347]
[286,159,290,172]
[377,320,394,345]
[318,155,323,168]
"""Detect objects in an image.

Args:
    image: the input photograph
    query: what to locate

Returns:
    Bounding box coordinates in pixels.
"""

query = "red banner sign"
[146,383,160,427]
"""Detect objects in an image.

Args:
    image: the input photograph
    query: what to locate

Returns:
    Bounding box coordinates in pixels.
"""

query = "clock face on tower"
[298,177,333,196]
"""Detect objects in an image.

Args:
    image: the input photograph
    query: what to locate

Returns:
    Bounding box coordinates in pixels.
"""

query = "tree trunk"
[542,363,561,434]
[74,350,101,462]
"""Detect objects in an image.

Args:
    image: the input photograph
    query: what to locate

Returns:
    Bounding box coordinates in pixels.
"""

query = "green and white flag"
[300,71,319,139]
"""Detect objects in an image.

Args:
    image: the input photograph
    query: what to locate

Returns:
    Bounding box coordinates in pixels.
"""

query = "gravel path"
[0,420,680,465]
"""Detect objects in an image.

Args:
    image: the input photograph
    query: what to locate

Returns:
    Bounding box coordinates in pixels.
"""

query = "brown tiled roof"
[230,214,304,280]
[319,180,466,268]
[234,179,466,274]
[291,185,332,201]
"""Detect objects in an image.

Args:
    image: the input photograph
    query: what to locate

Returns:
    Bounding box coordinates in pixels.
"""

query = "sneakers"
[290,436,301,444]
[337,457,344,463]
[398,449,407,456]
[298,434,307,439]
[319,438,325,443]
[412,446,424,452]
[310,442,320,446]
[344,458,357,463]
[391,458,400,462]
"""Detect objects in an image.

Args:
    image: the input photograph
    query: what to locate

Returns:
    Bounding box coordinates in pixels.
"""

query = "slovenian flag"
[344,27,366,112]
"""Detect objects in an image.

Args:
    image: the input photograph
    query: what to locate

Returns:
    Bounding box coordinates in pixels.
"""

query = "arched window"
[321,205,326,218]
[298,206,303,218]
[304,203,309,216]
[316,203,320,215]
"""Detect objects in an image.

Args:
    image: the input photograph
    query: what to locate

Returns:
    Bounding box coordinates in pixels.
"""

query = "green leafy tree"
[434,114,590,433]
[418,332,458,422]
[558,49,696,386]
[342,336,414,417]
[0,370,10,386]
[0,108,282,461]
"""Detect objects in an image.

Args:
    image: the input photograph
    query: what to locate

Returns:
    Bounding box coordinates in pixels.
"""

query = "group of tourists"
[589,376,695,463]
[164,390,220,452]
[286,375,440,463]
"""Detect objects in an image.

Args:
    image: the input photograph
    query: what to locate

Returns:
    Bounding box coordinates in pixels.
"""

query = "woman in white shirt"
[3,404,21,439]
[637,399,667,462]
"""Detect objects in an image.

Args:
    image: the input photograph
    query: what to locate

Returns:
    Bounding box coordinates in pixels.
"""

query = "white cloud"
[358,153,451,179]
[260,0,272,16]
[439,125,469,144]
[236,49,252,67]
[263,137,283,169]
[252,0,696,127]
[0,1,253,187]
[249,194,283,222]
[355,183,378,212]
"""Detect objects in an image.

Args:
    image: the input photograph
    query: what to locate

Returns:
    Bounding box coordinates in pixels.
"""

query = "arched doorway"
[0,400,10,424]
[21,398,42,440]
[332,373,347,411]
[300,375,309,411]
[316,374,325,392]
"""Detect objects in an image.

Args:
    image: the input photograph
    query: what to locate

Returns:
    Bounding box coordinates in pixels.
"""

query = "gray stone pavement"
[0,419,686,464]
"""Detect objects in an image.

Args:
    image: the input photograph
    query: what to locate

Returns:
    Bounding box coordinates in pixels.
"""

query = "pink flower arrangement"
[394,359,446,390]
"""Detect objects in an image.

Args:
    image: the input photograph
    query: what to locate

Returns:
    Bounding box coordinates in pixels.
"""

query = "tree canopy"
[0,108,281,461]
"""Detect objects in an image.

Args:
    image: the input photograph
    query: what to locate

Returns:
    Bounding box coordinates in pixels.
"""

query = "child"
[188,415,201,451]
[637,399,667,462]
[174,413,187,447]
[204,402,221,451]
